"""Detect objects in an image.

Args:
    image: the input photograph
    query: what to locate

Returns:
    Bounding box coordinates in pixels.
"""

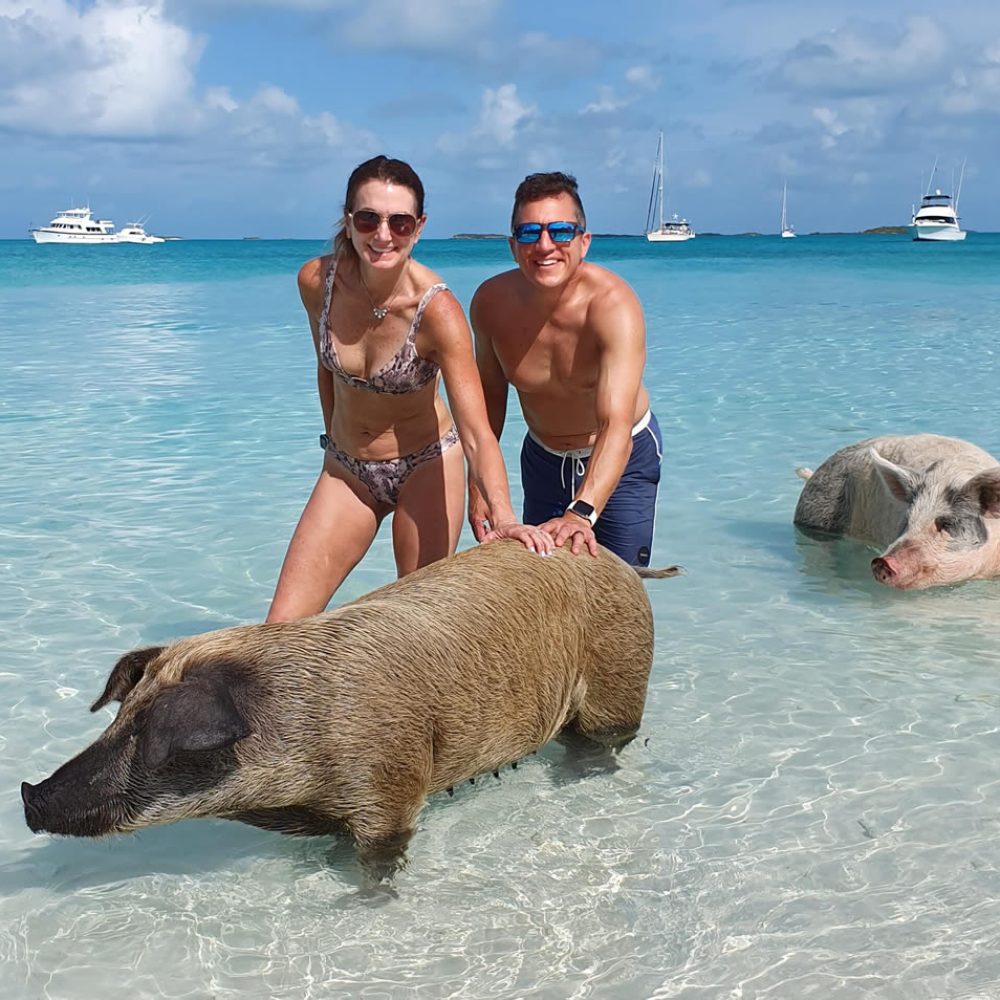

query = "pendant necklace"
[360,260,408,323]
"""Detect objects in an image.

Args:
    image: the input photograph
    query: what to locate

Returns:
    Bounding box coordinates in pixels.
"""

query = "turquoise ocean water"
[3,234,1000,998]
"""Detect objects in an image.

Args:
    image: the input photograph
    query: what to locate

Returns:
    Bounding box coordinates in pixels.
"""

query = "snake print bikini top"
[318,256,445,394]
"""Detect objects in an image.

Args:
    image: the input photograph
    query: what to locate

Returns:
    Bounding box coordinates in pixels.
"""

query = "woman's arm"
[423,290,552,553]
[298,257,334,431]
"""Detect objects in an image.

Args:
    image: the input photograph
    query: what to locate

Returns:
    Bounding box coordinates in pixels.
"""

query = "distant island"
[862,226,909,235]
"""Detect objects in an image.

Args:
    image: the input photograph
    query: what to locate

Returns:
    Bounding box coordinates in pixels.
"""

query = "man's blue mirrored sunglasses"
[512,221,585,244]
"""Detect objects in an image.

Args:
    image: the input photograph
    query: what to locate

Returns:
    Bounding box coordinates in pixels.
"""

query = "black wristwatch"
[565,499,598,527]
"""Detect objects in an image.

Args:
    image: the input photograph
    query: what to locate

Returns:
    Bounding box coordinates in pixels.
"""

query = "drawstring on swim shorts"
[561,454,587,493]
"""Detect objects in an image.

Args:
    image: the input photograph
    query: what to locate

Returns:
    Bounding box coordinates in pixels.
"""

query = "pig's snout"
[21,781,46,833]
[871,555,904,586]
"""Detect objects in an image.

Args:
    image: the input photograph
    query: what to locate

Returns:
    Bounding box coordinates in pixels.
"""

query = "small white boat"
[911,159,966,242]
[117,220,165,244]
[780,182,796,238]
[645,131,695,242]
[30,207,119,244]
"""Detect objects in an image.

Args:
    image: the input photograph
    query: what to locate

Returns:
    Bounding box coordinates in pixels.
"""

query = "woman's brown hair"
[333,155,426,258]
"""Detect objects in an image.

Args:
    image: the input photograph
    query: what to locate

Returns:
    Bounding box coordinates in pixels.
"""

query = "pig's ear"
[91,646,166,712]
[964,468,1000,518]
[141,668,251,771]
[870,448,920,504]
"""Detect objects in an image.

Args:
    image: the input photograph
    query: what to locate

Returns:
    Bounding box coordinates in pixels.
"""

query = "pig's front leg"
[349,795,427,883]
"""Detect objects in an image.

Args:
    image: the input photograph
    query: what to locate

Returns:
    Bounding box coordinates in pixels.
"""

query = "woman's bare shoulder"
[420,282,466,332]
[298,254,329,289]
[298,254,332,309]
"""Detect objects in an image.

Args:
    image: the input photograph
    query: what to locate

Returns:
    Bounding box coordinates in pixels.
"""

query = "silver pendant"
[372,306,389,321]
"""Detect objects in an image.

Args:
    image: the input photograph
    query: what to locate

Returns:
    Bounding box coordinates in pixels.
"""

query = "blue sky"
[2,0,999,238]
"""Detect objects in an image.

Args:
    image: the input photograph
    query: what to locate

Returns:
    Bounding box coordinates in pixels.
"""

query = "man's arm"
[542,280,646,555]
[468,282,512,541]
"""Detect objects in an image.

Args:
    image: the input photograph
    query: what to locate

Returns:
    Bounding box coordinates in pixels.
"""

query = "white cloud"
[776,16,949,95]
[436,82,535,161]
[207,84,376,168]
[940,37,1000,113]
[178,0,348,8]
[0,0,375,166]
[810,99,884,150]
[625,65,658,91]
[343,0,501,52]
[205,86,238,113]
[581,86,631,116]
[476,83,534,147]
[690,167,711,189]
[0,0,202,136]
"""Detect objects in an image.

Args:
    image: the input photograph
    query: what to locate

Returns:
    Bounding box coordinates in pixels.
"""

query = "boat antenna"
[924,156,938,198]
[955,158,966,216]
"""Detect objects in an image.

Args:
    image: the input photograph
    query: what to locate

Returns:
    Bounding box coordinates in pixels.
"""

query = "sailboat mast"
[781,182,787,231]
[656,131,665,230]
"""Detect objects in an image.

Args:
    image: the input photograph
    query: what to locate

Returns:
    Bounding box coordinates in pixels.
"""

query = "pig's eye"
[935,516,954,534]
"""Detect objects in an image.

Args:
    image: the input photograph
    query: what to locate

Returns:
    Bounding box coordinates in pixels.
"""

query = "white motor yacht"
[117,221,165,244]
[30,207,119,244]
[911,159,966,242]
[645,131,695,242]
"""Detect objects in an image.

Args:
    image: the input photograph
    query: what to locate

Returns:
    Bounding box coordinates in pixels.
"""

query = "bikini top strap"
[318,255,339,333]
[406,282,448,344]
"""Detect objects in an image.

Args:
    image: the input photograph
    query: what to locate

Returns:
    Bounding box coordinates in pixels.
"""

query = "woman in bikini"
[267,155,551,621]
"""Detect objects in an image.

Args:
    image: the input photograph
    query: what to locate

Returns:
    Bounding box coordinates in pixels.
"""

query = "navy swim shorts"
[520,411,662,567]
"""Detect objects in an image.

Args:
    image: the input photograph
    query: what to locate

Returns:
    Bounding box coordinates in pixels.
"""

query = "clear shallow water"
[3,235,1000,998]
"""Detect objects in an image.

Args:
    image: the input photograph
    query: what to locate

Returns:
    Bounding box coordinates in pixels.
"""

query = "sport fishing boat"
[116,220,165,244]
[30,207,119,244]
[911,159,966,242]
[645,131,695,242]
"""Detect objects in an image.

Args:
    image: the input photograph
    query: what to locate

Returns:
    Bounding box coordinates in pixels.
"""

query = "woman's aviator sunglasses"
[349,209,419,238]
[512,221,585,244]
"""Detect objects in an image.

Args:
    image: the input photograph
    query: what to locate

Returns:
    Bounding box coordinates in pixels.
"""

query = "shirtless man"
[468,172,662,567]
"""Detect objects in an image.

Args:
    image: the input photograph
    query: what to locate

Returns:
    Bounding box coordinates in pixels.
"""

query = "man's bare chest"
[496,324,599,395]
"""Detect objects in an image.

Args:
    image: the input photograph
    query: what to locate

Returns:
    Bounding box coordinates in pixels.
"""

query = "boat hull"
[30,229,119,245]
[911,224,966,242]
[781,230,796,239]
[646,230,695,243]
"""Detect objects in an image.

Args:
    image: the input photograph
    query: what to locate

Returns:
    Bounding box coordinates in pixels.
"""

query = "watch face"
[568,500,596,523]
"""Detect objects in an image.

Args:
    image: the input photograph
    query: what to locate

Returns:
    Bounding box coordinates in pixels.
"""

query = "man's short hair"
[511,172,587,230]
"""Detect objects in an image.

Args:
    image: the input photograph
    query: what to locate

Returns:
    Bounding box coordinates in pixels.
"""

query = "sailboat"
[645,131,695,242]
[780,182,796,238]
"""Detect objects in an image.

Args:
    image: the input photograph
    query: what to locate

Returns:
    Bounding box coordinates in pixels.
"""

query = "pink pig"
[795,434,1000,589]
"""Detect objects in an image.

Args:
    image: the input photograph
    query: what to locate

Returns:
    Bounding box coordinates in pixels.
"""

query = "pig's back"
[867,434,998,476]
[794,434,1000,545]
[331,542,653,784]
[794,437,886,540]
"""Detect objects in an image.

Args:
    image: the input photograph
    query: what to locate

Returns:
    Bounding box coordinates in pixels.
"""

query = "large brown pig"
[794,433,1000,589]
[22,541,677,880]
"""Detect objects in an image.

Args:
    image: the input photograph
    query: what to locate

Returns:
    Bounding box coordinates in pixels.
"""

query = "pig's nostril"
[871,557,895,581]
